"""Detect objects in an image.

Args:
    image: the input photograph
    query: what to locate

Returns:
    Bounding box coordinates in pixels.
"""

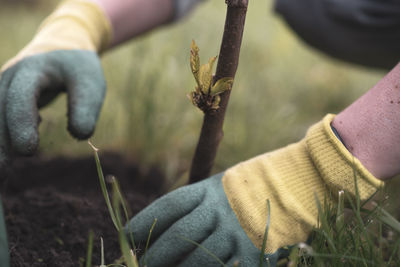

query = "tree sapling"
[189,0,249,183]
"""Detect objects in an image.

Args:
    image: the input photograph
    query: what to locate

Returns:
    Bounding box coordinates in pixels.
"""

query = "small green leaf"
[199,56,217,94]
[210,77,233,96]
[190,40,200,86]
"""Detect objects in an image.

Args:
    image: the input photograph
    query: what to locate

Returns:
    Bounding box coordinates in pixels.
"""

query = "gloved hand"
[0,0,111,165]
[127,173,270,267]
[126,115,383,267]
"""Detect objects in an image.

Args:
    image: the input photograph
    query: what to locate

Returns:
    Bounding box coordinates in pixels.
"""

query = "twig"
[189,0,249,183]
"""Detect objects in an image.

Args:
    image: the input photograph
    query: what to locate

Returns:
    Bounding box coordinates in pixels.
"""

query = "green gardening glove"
[126,173,283,267]
[0,0,111,165]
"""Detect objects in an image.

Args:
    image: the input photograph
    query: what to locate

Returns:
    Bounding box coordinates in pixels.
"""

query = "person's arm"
[90,0,174,47]
[332,63,400,179]
[88,0,204,47]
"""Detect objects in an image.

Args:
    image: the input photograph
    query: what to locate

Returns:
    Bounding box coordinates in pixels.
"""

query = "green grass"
[88,142,140,267]
[288,189,400,266]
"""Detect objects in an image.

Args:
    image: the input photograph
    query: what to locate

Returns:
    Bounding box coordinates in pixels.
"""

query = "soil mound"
[0,152,164,266]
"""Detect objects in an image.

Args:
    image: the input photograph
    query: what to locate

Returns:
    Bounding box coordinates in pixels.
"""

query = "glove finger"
[142,205,217,267]
[62,51,106,139]
[178,228,234,267]
[126,182,206,247]
[0,70,14,166]
[5,60,51,155]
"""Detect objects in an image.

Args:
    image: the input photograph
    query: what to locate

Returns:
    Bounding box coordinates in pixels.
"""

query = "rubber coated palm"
[0,50,106,165]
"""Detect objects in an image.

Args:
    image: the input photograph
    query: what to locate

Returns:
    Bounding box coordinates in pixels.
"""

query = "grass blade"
[110,176,137,252]
[118,229,138,267]
[177,235,227,267]
[387,238,400,266]
[143,218,158,266]
[100,237,105,266]
[89,141,119,231]
[336,190,345,233]
[310,252,375,264]
[110,176,139,267]
[86,230,94,267]
[259,199,271,267]
[314,193,337,254]
[375,204,400,234]
[89,141,139,267]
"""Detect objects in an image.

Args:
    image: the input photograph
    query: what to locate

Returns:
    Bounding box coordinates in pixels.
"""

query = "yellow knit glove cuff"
[222,114,384,254]
[306,114,383,199]
[2,0,112,71]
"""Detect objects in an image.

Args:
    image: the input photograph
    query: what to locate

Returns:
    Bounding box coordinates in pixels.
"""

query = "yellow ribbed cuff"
[306,114,384,201]
[1,0,112,72]
[222,114,384,254]
[39,0,112,52]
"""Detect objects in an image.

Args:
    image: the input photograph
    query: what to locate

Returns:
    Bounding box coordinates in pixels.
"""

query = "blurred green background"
[0,0,388,186]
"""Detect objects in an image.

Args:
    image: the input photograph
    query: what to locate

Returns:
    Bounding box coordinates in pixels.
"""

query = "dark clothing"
[275,0,400,69]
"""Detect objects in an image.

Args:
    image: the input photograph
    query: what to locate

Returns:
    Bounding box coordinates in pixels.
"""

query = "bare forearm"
[89,0,174,47]
[332,63,400,180]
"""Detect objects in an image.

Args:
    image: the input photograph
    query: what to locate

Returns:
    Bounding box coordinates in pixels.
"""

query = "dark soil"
[0,152,165,267]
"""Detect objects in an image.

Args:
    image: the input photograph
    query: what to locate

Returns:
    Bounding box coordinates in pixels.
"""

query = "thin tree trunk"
[189,0,249,183]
